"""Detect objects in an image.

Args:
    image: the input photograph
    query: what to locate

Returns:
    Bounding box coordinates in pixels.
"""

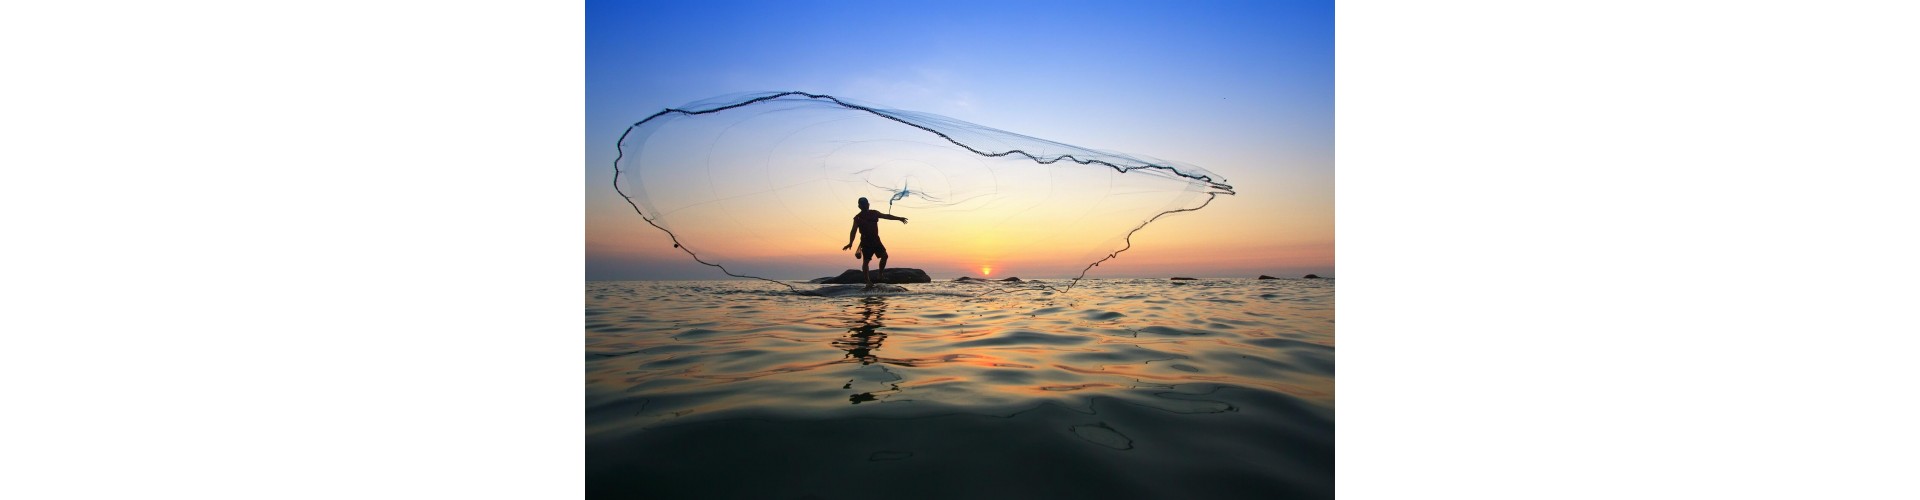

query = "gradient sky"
[586,0,1332,280]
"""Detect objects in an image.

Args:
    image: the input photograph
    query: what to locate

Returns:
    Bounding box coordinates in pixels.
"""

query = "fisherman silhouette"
[841,197,908,289]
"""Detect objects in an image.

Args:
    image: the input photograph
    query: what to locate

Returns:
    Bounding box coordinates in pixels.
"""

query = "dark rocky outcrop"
[944,275,1021,282]
[1303,274,1322,279]
[812,268,932,284]
[1257,275,1277,280]
[1170,277,1197,281]
[955,276,1025,283]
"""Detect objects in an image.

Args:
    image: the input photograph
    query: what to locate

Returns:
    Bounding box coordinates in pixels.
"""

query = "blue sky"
[588,0,1333,279]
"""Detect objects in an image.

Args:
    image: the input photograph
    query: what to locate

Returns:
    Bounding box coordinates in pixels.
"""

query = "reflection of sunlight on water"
[586,278,1332,431]
[587,278,1334,498]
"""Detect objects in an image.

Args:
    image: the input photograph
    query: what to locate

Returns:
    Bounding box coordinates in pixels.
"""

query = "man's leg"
[860,253,873,288]
[874,248,889,289]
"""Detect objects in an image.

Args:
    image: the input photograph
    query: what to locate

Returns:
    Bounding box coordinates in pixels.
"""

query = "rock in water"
[1257,275,1277,280]
[1170,277,1198,281]
[814,268,933,284]
[1303,274,1321,279]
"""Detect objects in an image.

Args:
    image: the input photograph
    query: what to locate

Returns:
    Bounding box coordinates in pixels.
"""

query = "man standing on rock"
[842,197,908,289]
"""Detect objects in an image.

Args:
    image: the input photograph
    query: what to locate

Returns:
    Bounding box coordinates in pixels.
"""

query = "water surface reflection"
[833,296,889,366]
[835,297,905,404]
[586,279,1335,499]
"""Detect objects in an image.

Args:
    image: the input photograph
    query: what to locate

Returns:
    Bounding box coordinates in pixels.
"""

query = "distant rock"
[1257,275,1277,280]
[1170,277,1197,281]
[953,276,1024,283]
[813,268,933,284]
[1303,274,1322,279]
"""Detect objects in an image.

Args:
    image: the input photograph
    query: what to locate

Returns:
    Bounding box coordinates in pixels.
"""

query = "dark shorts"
[859,239,888,260]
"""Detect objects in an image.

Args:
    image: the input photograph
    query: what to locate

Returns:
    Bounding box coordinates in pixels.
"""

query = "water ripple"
[587,278,1333,498]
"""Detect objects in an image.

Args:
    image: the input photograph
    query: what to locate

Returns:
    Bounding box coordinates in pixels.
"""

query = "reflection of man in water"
[835,296,888,365]
[835,297,900,404]
[841,197,908,289]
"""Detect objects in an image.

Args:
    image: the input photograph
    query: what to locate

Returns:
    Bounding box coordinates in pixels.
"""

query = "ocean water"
[586,278,1334,499]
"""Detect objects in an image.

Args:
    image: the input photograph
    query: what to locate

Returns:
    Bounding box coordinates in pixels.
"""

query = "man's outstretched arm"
[880,214,909,224]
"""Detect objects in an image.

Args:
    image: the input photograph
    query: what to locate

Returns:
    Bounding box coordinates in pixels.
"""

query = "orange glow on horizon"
[981,265,992,276]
